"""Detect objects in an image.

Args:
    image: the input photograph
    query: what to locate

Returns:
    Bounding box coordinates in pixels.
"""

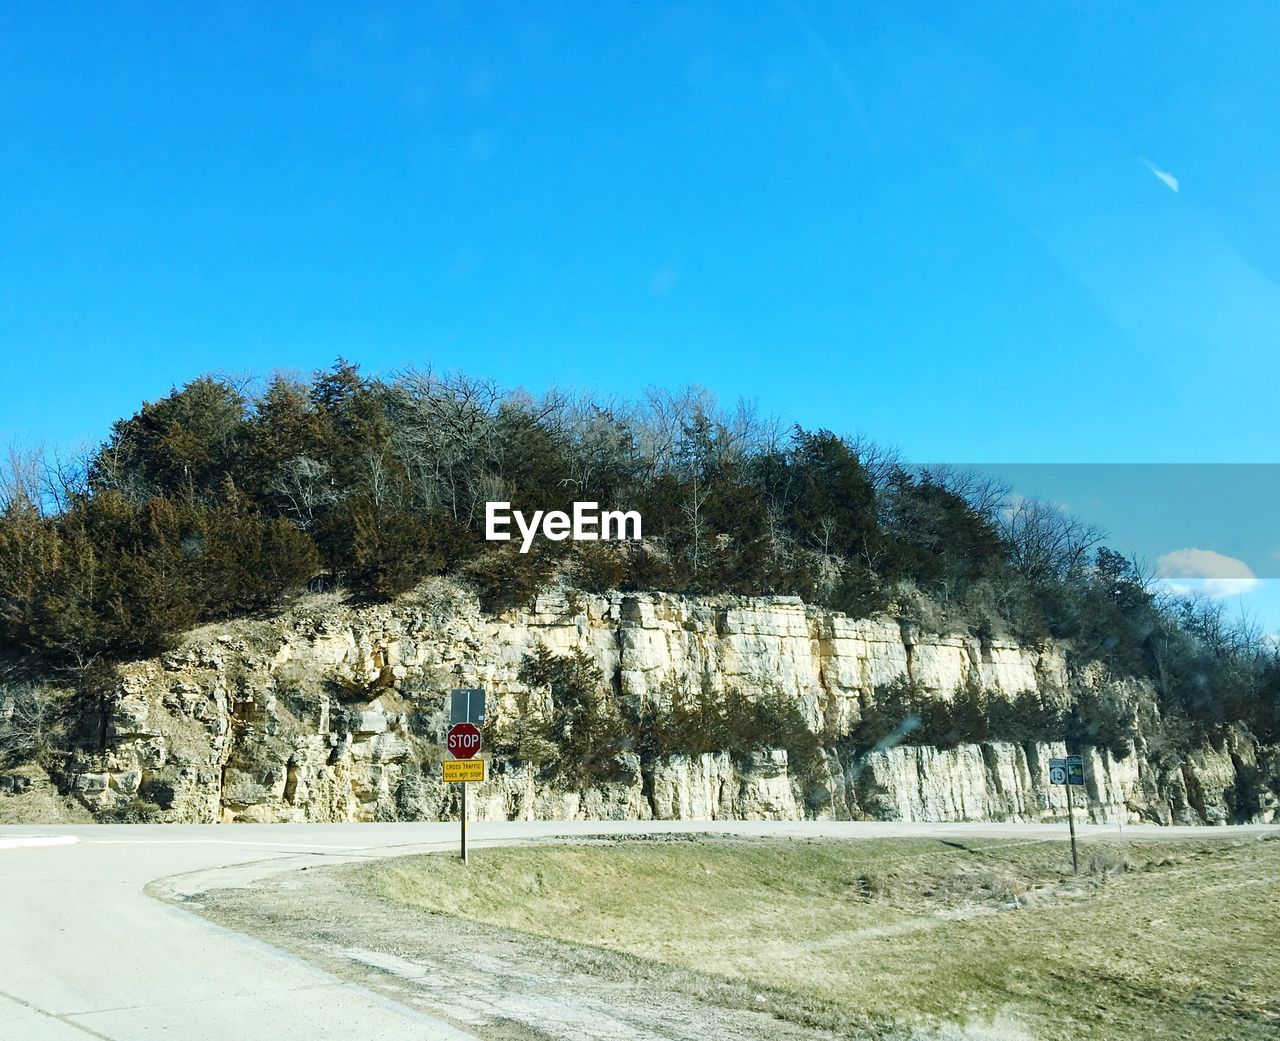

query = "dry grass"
[0,763,92,824]
[353,833,1280,1040]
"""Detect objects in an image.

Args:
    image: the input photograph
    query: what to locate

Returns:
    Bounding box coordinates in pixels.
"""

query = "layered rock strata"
[39,583,1274,826]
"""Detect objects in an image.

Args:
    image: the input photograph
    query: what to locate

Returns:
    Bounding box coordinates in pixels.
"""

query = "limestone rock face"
[852,741,1150,824]
[34,580,1273,826]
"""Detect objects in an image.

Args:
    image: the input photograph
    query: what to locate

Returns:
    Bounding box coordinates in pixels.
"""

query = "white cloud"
[1141,157,1179,193]
[1157,547,1258,598]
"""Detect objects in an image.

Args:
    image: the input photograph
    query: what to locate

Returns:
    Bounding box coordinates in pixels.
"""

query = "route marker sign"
[1048,755,1084,786]
[442,759,485,783]
[447,722,483,760]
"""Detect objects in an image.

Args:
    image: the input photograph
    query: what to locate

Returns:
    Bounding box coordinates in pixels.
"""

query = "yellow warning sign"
[442,759,485,783]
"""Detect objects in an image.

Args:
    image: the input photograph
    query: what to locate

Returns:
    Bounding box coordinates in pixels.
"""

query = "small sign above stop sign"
[447,722,483,760]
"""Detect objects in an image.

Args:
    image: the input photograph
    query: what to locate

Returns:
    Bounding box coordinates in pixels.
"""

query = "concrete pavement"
[2,819,1275,1040]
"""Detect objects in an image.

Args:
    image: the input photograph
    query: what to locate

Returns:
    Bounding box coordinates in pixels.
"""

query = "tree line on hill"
[0,360,1276,754]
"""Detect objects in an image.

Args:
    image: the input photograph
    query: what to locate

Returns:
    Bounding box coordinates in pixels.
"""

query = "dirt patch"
[186,863,873,1040]
[0,763,93,824]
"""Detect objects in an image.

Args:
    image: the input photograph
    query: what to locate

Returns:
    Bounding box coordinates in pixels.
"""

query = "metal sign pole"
[1065,781,1078,874]
[447,689,485,867]
[460,773,471,865]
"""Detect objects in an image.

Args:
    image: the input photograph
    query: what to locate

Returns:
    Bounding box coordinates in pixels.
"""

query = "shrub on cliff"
[988,689,1067,744]
[198,481,321,614]
[855,678,931,750]
[98,795,166,823]
[511,645,629,785]
[1066,683,1138,759]
[857,679,1073,751]
[649,680,721,755]
[744,688,824,781]
[571,542,632,594]
[644,679,823,782]
[465,546,559,613]
[502,654,824,787]
[0,676,49,768]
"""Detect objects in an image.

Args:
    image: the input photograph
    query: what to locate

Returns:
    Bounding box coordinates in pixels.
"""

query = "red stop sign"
[447,722,482,760]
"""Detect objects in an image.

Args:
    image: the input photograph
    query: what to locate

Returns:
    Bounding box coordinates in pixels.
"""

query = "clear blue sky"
[2,2,1278,625]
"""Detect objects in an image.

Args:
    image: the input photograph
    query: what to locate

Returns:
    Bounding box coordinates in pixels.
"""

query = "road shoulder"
[181,850,858,1041]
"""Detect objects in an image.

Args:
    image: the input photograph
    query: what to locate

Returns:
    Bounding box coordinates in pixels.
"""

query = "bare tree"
[683,469,709,575]
[846,433,905,493]
[40,444,90,513]
[0,671,51,768]
[672,404,721,576]
[1,443,46,513]
[388,366,505,520]
[634,386,721,479]
[363,441,397,509]
[558,395,639,498]
[1000,497,1105,584]
[269,457,336,528]
[814,514,839,557]
[918,464,1011,521]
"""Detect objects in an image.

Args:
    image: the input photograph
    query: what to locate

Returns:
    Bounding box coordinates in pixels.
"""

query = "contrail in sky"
[1141,157,1179,193]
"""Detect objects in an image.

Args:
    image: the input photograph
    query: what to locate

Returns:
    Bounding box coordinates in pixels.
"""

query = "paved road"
[2,819,1275,1040]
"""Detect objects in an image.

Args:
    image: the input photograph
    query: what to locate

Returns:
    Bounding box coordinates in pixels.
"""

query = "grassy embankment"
[354,834,1280,1040]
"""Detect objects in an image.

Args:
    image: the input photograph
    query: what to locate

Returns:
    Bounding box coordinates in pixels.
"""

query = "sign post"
[1064,782,1077,874]
[446,690,486,866]
[1049,754,1085,873]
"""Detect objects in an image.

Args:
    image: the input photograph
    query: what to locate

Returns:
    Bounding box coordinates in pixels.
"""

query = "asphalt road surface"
[2,818,1275,1041]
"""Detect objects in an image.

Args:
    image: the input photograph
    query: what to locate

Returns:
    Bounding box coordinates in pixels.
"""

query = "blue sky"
[2,2,1278,626]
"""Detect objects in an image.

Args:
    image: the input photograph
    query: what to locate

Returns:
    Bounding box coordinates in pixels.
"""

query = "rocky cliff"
[18,581,1276,826]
